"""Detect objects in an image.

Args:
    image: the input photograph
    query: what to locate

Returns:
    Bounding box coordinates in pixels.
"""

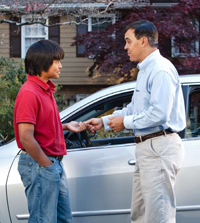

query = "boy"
[14,40,85,223]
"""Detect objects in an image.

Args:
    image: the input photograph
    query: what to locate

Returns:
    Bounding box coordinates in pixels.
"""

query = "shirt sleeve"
[124,71,177,130]
[15,91,39,125]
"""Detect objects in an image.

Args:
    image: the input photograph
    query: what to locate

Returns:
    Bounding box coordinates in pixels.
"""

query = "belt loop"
[163,130,167,136]
[139,135,142,142]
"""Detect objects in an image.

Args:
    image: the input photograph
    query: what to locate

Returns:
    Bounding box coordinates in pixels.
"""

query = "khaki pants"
[131,133,185,223]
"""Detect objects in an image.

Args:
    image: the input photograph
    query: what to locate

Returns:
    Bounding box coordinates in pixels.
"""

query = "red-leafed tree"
[74,0,200,81]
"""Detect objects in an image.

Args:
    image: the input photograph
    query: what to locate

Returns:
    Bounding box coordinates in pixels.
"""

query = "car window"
[74,93,133,139]
[92,100,133,140]
[185,89,200,138]
[63,92,134,149]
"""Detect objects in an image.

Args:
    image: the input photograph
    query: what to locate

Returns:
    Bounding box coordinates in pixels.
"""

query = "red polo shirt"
[14,75,67,156]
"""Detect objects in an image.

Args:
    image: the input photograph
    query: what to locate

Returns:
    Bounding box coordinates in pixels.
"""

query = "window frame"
[171,19,199,58]
[88,14,116,32]
[76,14,116,57]
[185,86,200,138]
[62,91,134,149]
[21,15,48,58]
[10,16,60,58]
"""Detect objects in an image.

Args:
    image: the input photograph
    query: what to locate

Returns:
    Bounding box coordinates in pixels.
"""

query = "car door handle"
[128,159,136,165]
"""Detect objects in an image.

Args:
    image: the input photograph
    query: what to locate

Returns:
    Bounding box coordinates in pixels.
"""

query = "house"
[0,0,191,106]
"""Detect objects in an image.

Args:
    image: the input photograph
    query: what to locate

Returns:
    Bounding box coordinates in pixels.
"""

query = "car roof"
[179,74,200,85]
[60,74,200,120]
[60,80,136,120]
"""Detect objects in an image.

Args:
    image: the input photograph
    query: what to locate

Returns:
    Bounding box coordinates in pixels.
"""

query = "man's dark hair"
[125,20,158,47]
[25,40,64,76]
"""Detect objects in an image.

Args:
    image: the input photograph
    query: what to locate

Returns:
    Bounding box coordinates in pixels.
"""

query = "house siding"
[0,15,111,86]
[57,16,111,85]
[0,15,10,58]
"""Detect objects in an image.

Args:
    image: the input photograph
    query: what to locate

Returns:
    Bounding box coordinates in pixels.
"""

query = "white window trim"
[88,14,116,32]
[171,19,199,58]
[21,15,49,58]
[76,94,90,102]
[87,14,115,59]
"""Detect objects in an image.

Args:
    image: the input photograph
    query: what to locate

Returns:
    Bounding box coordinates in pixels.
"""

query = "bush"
[0,57,26,141]
[0,57,65,142]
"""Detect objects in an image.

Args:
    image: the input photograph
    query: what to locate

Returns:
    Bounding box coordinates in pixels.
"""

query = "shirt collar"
[137,49,160,71]
[27,74,56,93]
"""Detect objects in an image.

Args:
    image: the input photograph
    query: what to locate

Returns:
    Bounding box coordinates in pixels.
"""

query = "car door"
[62,91,136,223]
[175,83,200,223]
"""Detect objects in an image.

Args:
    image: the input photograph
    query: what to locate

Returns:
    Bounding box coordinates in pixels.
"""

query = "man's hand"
[85,118,103,133]
[107,116,125,132]
[63,121,86,133]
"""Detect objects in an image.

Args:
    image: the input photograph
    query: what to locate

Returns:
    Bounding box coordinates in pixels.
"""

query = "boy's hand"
[63,121,86,133]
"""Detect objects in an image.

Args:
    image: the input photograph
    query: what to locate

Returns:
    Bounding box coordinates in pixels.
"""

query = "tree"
[0,57,26,141]
[0,0,150,27]
[74,0,200,81]
[0,57,65,141]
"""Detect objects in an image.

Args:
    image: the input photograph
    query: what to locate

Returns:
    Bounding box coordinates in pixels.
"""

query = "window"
[76,94,90,102]
[10,16,60,58]
[88,16,115,32]
[21,16,48,58]
[171,37,199,58]
[77,15,115,57]
[63,92,134,149]
[171,20,199,58]
[185,89,200,138]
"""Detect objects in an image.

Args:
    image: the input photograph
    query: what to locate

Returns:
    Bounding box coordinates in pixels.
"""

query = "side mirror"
[0,133,7,146]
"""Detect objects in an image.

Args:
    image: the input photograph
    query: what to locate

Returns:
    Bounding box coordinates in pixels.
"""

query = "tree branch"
[0,0,150,27]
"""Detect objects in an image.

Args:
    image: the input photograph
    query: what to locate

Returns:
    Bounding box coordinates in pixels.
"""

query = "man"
[85,20,186,223]
[14,40,86,223]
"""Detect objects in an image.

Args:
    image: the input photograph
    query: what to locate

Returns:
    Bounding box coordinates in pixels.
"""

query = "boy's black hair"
[125,20,158,47]
[25,40,64,76]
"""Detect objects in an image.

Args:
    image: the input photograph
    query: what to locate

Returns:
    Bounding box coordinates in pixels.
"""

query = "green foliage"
[54,85,67,111]
[0,57,26,141]
[93,128,133,140]
[0,57,65,142]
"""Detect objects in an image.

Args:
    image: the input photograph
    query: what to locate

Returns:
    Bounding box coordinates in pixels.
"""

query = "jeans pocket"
[18,161,33,188]
[39,160,60,181]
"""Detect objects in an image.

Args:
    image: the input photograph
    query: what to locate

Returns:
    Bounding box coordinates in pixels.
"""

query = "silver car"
[1,75,200,223]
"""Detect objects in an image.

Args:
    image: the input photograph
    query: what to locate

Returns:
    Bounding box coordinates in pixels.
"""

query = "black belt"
[21,150,63,162]
[48,155,63,161]
[134,129,174,144]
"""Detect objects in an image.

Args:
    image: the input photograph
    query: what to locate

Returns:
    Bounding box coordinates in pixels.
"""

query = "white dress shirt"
[102,50,186,136]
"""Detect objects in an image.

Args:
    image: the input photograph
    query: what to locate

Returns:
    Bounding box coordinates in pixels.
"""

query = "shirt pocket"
[134,89,150,112]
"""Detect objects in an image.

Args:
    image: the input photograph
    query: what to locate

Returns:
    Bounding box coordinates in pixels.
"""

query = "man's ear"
[141,36,149,47]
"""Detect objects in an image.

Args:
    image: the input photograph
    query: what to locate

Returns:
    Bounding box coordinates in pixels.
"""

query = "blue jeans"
[18,153,72,223]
